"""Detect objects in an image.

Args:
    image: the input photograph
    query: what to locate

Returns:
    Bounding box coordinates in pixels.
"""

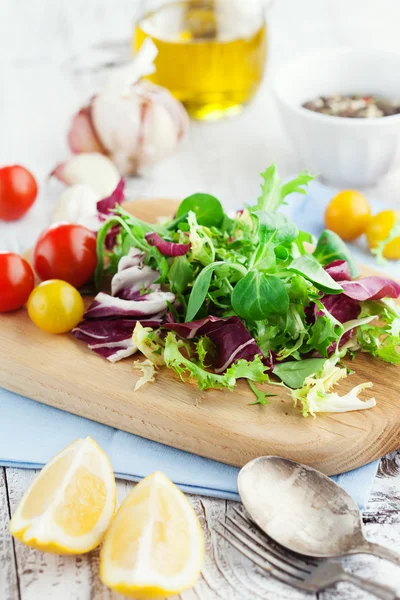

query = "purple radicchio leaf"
[340,276,400,301]
[84,291,175,319]
[72,317,162,362]
[104,224,120,250]
[111,248,161,300]
[163,315,270,373]
[118,248,144,271]
[325,260,352,282]
[145,232,191,257]
[72,317,163,362]
[317,294,361,323]
[112,265,160,300]
[97,178,125,216]
[86,339,136,362]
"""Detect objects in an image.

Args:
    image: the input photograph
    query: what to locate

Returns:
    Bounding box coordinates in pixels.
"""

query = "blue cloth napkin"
[0,388,379,508]
[1,179,390,510]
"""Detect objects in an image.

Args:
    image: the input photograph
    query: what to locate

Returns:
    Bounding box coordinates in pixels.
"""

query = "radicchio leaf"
[104,224,120,250]
[85,291,175,319]
[97,178,125,216]
[86,339,136,362]
[111,247,161,300]
[340,277,400,301]
[318,295,361,324]
[72,317,162,362]
[118,247,144,271]
[325,260,352,282]
[163,315,268,373]
[72,318,162,342]
[112,265,159,300]
[145,232,191,257]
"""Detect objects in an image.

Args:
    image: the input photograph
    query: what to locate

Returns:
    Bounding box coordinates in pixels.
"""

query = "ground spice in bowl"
[302,94,400,118]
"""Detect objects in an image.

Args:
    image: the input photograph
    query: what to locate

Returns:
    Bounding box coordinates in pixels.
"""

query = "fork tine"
[219,520,305,581]
[232,506,318,566]
[225,515,311,575]
[216,528,305,590]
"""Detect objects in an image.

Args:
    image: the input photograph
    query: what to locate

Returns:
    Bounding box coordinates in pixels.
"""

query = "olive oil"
[134,1,267,120]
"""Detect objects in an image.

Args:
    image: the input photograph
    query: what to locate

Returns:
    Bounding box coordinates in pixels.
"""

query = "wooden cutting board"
[1,199,399,475]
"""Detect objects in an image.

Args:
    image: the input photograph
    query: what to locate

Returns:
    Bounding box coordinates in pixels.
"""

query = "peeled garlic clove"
[52,184,101,229]
[67,107,104,154]
[52,153,120,197]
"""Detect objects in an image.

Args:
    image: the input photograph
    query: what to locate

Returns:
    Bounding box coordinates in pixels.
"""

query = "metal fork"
[217,507,400,600]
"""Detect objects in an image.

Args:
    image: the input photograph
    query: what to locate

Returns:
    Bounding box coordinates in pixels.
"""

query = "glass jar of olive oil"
[134,0,267,121]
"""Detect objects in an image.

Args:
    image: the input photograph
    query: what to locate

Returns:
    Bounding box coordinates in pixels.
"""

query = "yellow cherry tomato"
[27,279,84,334]
[366,210,400,259]
[325,190,371,241]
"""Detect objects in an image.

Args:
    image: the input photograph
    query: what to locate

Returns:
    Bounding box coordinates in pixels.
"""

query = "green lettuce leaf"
[163,332,269,391]
[291,357,375,417]
[255,164,314,213]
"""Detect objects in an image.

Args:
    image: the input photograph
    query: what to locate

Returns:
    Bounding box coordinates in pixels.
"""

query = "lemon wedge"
[100,471,204,598]
[9,437,116,554]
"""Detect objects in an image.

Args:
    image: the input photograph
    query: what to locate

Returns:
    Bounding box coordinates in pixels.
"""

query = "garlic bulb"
[67,39,189,176]
[52,184,101,229]
[52,153,120,197]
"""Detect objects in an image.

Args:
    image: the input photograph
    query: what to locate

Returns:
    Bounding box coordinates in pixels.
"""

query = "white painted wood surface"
[1,0,400,598]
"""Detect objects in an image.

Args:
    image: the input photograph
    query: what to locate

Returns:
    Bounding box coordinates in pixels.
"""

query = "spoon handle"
[340,572,399,600]
[360,541,400,566]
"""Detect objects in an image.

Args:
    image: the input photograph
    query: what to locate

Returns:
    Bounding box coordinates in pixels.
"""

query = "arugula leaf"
[273,358,327,388]
[247,380,275,405]
[255,164,314,213]
[95,217,122,289]
[231,271,289,321]
[176,193,224,227]
[313,230,359,278]
[288,254,343,294]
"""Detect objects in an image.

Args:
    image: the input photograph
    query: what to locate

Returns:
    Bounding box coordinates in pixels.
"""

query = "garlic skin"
[52,184,101,229]
[67,39,189,176]
[68,107,103,154]
[52,153,120,197]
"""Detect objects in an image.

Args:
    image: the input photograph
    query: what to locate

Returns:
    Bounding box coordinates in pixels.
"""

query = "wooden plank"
[321,450,400,600]
[3,462,400,600]
[0,468,19,600]
[6,469,102,600]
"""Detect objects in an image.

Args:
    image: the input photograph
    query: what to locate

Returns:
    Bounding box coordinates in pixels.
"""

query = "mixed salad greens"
[73,165,400,416]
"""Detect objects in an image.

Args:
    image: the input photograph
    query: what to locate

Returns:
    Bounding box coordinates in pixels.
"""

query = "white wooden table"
[1,1,400,598]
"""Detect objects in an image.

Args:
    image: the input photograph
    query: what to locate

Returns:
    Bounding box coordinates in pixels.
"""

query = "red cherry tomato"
[0,252,35,312]
[0,166,38,221]
[33,223,97,288]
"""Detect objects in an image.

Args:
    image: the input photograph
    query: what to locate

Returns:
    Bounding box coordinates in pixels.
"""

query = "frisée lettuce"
[72,164,400,416]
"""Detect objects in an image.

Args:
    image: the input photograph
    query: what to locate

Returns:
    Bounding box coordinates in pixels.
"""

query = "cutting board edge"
[1,352,399,477]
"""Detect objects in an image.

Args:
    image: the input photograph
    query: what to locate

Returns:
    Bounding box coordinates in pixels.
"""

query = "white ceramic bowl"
[272,48,400,187]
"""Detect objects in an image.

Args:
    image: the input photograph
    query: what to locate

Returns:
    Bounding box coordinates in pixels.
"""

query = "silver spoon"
[238,456,400,565]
